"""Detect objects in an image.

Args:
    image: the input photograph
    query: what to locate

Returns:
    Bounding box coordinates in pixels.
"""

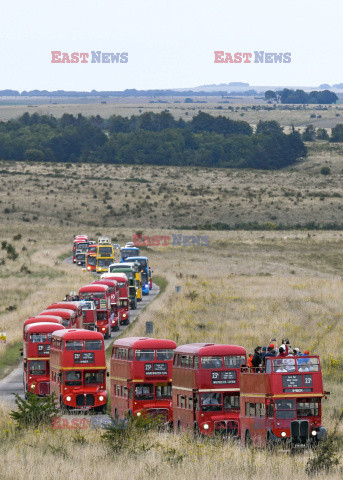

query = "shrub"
[320,166,331,175]
[13,233,22,241]
[10,393,59,429]
[316,128,329,140]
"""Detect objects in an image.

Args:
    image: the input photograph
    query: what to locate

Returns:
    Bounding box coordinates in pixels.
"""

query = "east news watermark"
[132,233,209,247]
[214,51,291,64]
[51,51,128,64]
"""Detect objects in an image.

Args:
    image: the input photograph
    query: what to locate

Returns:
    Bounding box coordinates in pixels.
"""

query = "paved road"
[0,279,159,405]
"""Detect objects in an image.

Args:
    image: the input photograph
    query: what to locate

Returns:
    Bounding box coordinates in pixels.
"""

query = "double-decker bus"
[96,244,115,273]
[119,261,142,302]
[92,279,120,331]
[108,263,137,310]
[79,300,97,331]
[86,251,97,271]
[120,246,140,262]
[240,355,328,448]
[73,236,88,263]
[50,329,107,412]
[46,302,83,329]
[79,284,111,338]
[23,315,63,337]
[101,273,130,325]
[23,322,65,396]
[125,256,150,295]
[40,308,78,329]
[172,343,247,437]
[110,337,176,423]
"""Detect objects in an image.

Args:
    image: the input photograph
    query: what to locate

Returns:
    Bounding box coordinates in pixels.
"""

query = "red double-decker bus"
[73,236,88,263]
[101,273,130,325]
[23,315,63,337]
[92,279,120,331]
[110,337,176,423]
[172,343,247,437]
[86,252,97,271]
[79,284,111,338]
[50,329,107,412]
[40,308,77,329]
[240,355,328,448]
[23,322,65,396]
[46,302,83,329]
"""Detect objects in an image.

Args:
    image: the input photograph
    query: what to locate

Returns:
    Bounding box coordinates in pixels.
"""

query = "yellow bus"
[96,244,115,273]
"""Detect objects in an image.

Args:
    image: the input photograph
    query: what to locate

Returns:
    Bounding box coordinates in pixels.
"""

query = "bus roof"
[125,256,148,261]
[101,273,128,281]
[47,302,82,312]
[92,279,118,288]
[113,337,177,349]
[175,343,247,356]
[25,323,65,334]
[40,309,75,319]
[24,316,63,330]
[79,284,109,293]
[51,329,104,341]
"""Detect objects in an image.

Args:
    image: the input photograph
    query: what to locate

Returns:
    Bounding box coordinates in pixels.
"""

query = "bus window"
[135,383,154,400]
[201,356,223,369]
[266,358,272,374]
[275,399,296,419]
[156,349,174,361]
[297,400,319,417]
[268,403,274,418]
[85,371,104,384]
[65,340,84,351]
[297,358,320,372]
[128,349,133,361]
[194,356,199,369]
[29,360,46,375]
[85,340,103,350]
[260,403,266,417]
[155,385,172,399]
[135,350,155,361]
[223,394,240,410]
[30,334,47,343]
[273,358,295,372]
[224,356,246,368]
[65,371,82,386]
[201,393,222,411]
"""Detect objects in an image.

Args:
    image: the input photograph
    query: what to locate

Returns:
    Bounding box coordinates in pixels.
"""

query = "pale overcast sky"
[1,0,341,91]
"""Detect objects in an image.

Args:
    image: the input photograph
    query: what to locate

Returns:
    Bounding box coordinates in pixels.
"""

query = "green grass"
[0,341,22,380]
[57,252,71,262]
[152,275,168,296]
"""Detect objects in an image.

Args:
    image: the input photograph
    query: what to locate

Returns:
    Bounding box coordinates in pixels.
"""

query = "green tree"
[24,148,45,162]
[302,125,316,141]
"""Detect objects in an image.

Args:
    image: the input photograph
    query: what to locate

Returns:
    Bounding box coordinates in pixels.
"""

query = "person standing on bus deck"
[251,346,262,371]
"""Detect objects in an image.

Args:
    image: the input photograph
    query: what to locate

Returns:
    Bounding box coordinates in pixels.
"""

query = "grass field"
[0,100,343,128]
[1,140,343,231]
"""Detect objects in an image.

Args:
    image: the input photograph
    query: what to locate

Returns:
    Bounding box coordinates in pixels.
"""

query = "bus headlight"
[66,396,71,402]
[136,412,141,417]
[203,423,209,430]
[30,384,35,390]
[99,395,104,402]
[281,431,286,437]
[312,430,317,436]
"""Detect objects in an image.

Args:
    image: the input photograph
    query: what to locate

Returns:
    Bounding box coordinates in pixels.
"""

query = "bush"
[13,234,22,241]
[10,393,59,429]
[320,166,331,175]
[316,128,329,140]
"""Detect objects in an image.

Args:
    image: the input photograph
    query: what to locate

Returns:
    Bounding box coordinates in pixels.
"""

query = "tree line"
[265,89,338,104]
[0,111,308,169]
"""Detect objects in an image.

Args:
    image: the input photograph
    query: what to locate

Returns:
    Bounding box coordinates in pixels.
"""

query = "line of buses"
[20,235,328,449]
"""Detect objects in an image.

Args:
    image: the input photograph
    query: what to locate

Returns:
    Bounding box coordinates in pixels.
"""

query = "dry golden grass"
[0,101,342,128]
[1,143,343,231]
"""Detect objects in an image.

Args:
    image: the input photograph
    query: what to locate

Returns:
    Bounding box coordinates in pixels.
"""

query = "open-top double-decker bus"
[172,343,247,437]
[110,337,176,423]
[240,355,328,448]
[50,329,107,412]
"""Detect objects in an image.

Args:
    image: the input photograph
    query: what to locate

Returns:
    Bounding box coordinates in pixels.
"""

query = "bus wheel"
[114,409,119,425]
[245,430,252,447]
[266,432,274,450]
[177,420,181,432]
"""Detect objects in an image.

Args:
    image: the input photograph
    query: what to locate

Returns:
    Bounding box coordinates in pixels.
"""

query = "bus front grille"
[76,394,95,407]
[147,408,169,421]
[291,420,309,443]
[214,420,239,437]
[38,382,50,396]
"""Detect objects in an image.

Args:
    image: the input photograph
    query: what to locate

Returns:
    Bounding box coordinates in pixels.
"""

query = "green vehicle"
[108,263,138,310]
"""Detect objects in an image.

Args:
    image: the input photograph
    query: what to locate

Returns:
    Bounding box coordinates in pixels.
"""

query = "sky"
[1,0,341,91]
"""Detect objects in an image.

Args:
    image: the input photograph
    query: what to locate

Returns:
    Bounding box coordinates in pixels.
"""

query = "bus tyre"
[124,318,130,326]
[177,420,181,432]
[266,432,274,450]
[245,430,252,448]
[194,423,200,438]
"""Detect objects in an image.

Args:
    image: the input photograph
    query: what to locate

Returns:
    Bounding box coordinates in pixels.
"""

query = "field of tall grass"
[0,225,342,479]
